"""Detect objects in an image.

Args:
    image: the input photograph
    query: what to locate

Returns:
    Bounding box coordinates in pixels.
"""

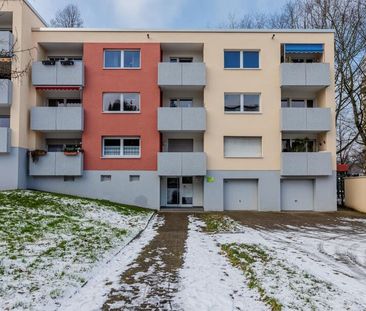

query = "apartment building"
[0,0,337,211]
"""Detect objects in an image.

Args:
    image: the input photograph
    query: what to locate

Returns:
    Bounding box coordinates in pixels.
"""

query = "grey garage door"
[281,179,314,211]
[224,179,258,211]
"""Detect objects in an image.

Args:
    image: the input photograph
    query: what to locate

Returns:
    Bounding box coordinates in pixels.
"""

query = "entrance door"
[166,177,193,207]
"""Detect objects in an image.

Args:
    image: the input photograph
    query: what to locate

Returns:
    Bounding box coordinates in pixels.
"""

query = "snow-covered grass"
[190,214,366,310]
[0,190,153,311]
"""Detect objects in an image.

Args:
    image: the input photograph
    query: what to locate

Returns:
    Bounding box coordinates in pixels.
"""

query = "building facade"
[0,0,337,211]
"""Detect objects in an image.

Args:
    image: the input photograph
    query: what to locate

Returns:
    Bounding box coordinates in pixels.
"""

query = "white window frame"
[224,50,261,70]
[281,98,317,108]
[224,93,261,113]
[103,50,141,69]
[102,93,141,113]
[169,98,194,108]
[224,136,263,158]
[102,137,141,158]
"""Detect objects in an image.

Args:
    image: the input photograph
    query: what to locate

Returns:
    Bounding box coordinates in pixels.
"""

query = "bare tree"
[50,4,83,28]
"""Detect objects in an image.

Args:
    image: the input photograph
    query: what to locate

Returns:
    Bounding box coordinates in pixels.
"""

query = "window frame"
[103,49,141,69]
[224,50,260,70]
[102,92,141,113]
[281,98,316,108]
[224,93,261,114]
[223,136,263,158]
[169,98,194,108]
[102,137,141,158]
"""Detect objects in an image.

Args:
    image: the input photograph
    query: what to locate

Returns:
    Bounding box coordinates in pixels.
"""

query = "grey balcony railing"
[280,63,331,88]
[281,108,331,132]
[0,79,12,107]
[281,152,332,176]
[158,63,206,87]
[0,127,10,153]
[158,152,207,176]
[0,31,13,54]
[31,107,84,132]
[158,107,206,131]
[29,152,83,176]
[32,61,84,86]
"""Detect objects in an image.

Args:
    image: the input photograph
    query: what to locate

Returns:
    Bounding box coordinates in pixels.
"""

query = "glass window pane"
[104,51,121,68]
[281,99,290,108]
[224,51,240,68]
[123,139,140,156]
[104,139,121,156]
[170,99,179,107]
[0,116,10,127]
[307,100,314,108]
[291,139,307,152]
[243,51,259,68]
[123,93,140,111]
[292,100,306,108]
[244,94,260,112]
[124,51,140,68]
[179,99,193,108]
[48,99,64,107]
[103,93,121,111]
[224,94,241,112]
[307,140,315,152]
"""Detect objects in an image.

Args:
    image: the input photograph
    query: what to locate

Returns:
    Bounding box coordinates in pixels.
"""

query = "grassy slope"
[0,190,153,310]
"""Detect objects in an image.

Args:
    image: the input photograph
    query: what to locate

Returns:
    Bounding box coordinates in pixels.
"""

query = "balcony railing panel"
[281,152,332,176]
[158,152,206,176]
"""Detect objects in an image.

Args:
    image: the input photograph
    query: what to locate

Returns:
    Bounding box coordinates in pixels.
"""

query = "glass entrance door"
[167,178,180,206]
[166,177,193,207]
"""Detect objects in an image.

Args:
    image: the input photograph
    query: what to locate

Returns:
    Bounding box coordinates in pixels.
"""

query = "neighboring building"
[0,0,337,211]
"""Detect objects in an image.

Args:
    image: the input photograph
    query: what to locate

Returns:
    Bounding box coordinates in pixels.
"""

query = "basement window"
[64,176,75,182]
[129,175,140,182]
[101,175,112,182]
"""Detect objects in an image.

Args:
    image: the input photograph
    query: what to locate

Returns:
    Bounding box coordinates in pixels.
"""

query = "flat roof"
[32,28,334,34]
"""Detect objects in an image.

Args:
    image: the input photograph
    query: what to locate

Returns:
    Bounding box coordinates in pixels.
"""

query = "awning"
[285,44,324,54]
[35,86,82,91]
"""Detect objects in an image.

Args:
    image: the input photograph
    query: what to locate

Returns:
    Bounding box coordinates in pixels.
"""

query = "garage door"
[224,179,258,211]
[281,179,314,211]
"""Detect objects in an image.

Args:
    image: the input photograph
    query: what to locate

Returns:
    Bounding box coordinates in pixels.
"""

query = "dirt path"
[102,213,189,311]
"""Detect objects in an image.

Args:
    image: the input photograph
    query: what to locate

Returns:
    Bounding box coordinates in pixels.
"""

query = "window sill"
[103,67,141,70]
[224,68,261,70]
[224,112,262,115]
[101,156,141,159]
[224,156,264,159]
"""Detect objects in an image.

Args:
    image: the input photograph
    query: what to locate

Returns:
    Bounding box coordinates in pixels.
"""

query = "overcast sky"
[28,0,288,29]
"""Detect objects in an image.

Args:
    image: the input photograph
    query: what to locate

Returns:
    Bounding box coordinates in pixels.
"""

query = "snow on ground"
[174,216,268,311]
[189,215,366,310]
[61,216,164,311]
[0,190,154,311]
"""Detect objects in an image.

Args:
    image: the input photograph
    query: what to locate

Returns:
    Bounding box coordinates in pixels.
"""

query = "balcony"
[158,107,206,132]
[158,152,206,176]
[0,31,13,55]
[29,152,83,176]
[0,127,10,153]
[0,79,12,107]
[32,61,84,86]
[158,63,206,88]
[281,152,332,176]
[31,107,84,132]
[281,108,331,132]
[280,63,330,89]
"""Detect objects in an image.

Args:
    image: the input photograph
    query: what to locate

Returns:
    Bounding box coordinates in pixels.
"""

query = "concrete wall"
[0,147,27,190]
[158,63,206,87]
[281,108,331,132]
[30,107,84,131]
[0,79,12,107]
[158,107,206,131]
[280,63,331,87]
[345,177,366,213]
[32,61,84,86]
[28,170,160,209]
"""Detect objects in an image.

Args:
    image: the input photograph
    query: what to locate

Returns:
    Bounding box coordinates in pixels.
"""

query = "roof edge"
[24,0,48,27]
[32,27,335,34]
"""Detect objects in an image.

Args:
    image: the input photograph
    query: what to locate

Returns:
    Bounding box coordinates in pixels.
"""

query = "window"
[225,93,260,112]
[169,98,193,108]
[103,137,140,158]
[224,51,260,69]
[48,98,81,107]
[64,176,75,182]
[104,50,140,68]
[168,139,194,152]
[101,175,112,182]
[170,57,193,63]
[281,99,315,108]
[282,139,316,152]
[103,93,140,112]
[224,137,262,158]
[129,175,140,182]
